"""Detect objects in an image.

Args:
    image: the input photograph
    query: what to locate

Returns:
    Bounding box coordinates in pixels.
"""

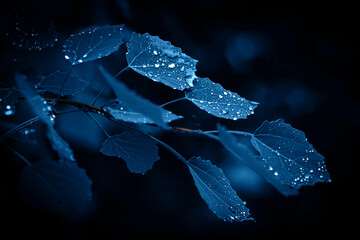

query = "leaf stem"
[55,65,74,104]
[114,66,129,78]
[204,130,253,137]
[91,84,108,106]
[160,97,187,108]
[0,116,40,143]
[84,112,110,138]
[3,144,31,166]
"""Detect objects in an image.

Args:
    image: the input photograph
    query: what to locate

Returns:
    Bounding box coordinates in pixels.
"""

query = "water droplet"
[168,63,175,68]
[274,172,279,176]
[155,63,160,68]
[153,50,158,55]
[78,59,83,63]
[221,109,229,115]
[219,95,223,99]
[64,55,70,60]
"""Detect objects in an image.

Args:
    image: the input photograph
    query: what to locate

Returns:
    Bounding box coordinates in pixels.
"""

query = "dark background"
[0,0,357,238]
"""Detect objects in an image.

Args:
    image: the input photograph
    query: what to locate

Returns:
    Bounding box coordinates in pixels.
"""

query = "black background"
[0,0,357,238]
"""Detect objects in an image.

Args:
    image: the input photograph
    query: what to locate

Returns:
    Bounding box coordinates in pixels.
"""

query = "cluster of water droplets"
[185,77,258,120]
[126,33,198,90]
[253,119,331,190]
[4,13,58,51]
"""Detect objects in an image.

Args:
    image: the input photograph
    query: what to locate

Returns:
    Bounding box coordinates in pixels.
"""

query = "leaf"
[185,77,258,120]
[18,160,92,217]
[63,25,124,65]
[100,131,160,174]
[217,124,298,196]
[3,12,58,51]
[251,119,331,190]
[46,126,75,162]
[126,32,198,90]
[15,73,54,126]
[186,156,253,222]
[98,66,167,128]
[0,83,17,116]
[39,71,89,96]
[15,74,74,161]
[104,100,182,124]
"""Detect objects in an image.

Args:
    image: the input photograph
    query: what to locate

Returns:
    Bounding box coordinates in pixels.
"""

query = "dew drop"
[64,55,70,60]
[155,63,160,68]
[153,50,158,55]
[168,63,175,68]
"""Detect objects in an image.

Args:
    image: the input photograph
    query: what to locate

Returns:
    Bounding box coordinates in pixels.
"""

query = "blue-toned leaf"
[187,156,253,222]
[4,12,58,51]
[185,78,258,120]
[0,83,17,116]
[39,71,89,96]
[15,73,54,126]
[100,131,159,174]
[18,160,92,217]
[63,25,124,65]
[126,32,198,90]
[15,74,74,161]
[251,119,331,190]
[99,66,167,128]
[46,126,75,161]
[217,124,298,196]
[104,100,182,124]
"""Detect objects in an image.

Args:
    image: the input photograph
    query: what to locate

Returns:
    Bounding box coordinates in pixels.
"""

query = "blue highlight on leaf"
[104,100,182,124]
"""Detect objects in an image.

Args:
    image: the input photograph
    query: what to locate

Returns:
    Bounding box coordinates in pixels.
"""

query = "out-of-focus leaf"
[39,70,89,96]
[15,74,74,161]
[18,160,92,217]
